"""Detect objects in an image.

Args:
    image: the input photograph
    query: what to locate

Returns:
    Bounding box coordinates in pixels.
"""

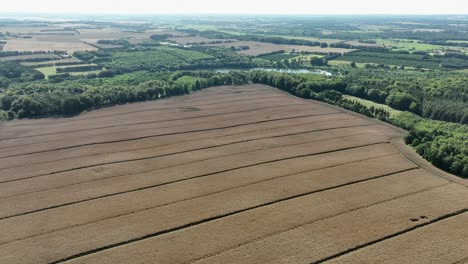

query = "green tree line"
[247,70,467,178]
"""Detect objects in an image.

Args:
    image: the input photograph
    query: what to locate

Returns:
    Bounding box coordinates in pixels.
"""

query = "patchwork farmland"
[205,41,354,56]
[0,84,466,264]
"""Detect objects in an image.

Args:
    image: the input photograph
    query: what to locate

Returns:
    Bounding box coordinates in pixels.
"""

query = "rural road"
[0,84,466,263]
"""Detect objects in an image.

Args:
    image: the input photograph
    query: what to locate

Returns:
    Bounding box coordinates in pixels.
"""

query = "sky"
[2,0,468,14]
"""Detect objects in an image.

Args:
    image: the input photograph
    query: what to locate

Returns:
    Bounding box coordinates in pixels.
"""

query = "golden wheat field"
[0,84,466,264]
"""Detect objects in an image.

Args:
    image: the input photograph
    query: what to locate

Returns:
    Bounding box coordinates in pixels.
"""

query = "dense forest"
[393,113,468,177]
[0,66,248,118]
[341,68,467,124]
[0,62,45,83]
[247,70,467,178]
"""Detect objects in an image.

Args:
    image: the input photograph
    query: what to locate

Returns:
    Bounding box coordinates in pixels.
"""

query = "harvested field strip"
[0,91,289,136]
[0,126,384,196]
[0,110,339,160]
[0,128,390,185]
[1,84,466,264]
[0,114,355,170]
[1,104,322,142]
[0,137,393,218]
[0,120,375,182]
[0,143,394,219]
[0,94,284,135]
[0,101,308,144]
[0,154,412,245]
[0,96,304,140]
[1,88,275,130]
[3,85,275,127]
[0,54,58,62]
[188,184,467,264]
[1,170,436,264]
[0,101,322,146]
[52,176,456,264]
[0,109,340,158]
[316,211,468,264]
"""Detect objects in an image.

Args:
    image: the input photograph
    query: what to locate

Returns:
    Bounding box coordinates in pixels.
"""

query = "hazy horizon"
[2,0,468,15]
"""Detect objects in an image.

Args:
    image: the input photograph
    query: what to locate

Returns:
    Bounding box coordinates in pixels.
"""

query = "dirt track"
[0,84,466,264]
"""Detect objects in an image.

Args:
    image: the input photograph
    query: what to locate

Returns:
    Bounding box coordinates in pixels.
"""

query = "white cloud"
[2,0,467,14]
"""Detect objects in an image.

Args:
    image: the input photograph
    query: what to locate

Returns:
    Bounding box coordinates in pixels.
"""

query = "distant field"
[260,53,324,62]
[21,57,81,66]
[111,49,183,67]
[76,28,165,40]
[34,35,82,43]
[267,35,343,44]
[375,39,468,53]
[344,95,401,117]
[258,52,297,61]
[78,28,161,46]
[168,36,236,44]
[35,66,57,77]
[328,60,385,68]
[179,24,219,31]
[0,53,58,62]
[375,39,442,52]
[3,38,96,53]
[108,46,214,70]
[413,28,446,32]
[334,51,442,69]
[447,40,468,44]
[94,44,123,49]
[37,63,100,78]
[205,41,354,56]
[80,39,124,49]
[200,32,344,45]
[0,26,65,34]
[328,60,357,67]
[327,60,409,69]
[344,40,379,47]
[287,54,324,62]
[1,27,177,53]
